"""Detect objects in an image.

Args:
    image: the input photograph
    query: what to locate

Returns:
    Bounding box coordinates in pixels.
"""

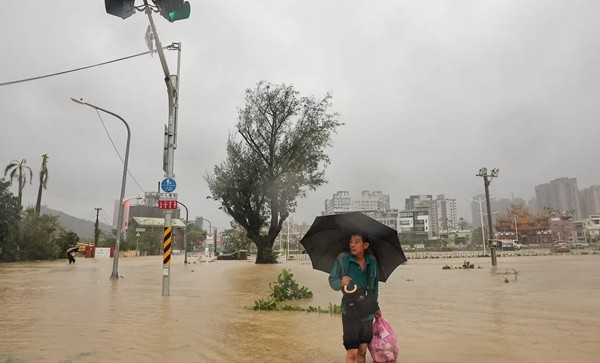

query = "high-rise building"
[580,185,600,218]
[535,177,582,220]
[470,195,487,229]
[324,191,352,214]
[323,190,398,230]
[405,195,433,210]
[470,195,526,228]
[431,194,458,236]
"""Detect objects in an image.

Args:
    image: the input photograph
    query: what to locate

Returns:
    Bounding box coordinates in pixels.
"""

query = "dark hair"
[349,232,370,244]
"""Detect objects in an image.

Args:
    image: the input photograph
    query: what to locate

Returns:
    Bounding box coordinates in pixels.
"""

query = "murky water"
[1,254,599,363]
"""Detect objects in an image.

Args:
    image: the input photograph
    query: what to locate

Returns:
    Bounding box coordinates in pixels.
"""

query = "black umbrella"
[299,212,407,282]
[66,246,79,254]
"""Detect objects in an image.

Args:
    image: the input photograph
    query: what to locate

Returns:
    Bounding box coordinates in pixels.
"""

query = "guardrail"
[261,246,600,263]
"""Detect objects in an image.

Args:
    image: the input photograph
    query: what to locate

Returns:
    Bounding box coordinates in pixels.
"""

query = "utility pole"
[143,2,180,297]
[478,197,486,254]
[476,167,500,266]
[177,201,189,264]
[214,227,218,256]
[103,0,191,294]
[514,215,519,242]
[94,207,102,246]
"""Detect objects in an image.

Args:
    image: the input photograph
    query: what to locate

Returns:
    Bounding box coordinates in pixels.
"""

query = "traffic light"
[105,0,135,19]
[155,0,191,22]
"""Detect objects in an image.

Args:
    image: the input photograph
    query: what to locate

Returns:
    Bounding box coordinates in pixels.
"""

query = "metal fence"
[281,247,598,262]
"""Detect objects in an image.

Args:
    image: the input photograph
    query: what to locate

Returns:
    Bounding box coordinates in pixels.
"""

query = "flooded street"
[1,254,599,363]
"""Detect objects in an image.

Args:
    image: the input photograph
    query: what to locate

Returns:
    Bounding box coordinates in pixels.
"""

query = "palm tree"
[4,159,33,207]
[35,154,49,215]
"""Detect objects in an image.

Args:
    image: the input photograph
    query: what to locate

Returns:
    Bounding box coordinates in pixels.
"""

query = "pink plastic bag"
[368,317,399,362]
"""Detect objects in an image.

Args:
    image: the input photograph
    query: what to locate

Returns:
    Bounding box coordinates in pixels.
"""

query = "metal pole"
[479,197,486,255]
[94,207,102,247]
[214,227,218,256]
[201,217,212,257]
[144,1,178,296]
[177,201,189,264]
[70,98,130,279]
[484,176,497,266]
[169,42,181,148]
[514,215,519,242]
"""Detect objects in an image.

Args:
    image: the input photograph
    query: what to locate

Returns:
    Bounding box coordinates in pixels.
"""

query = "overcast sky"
[1,0,599,230]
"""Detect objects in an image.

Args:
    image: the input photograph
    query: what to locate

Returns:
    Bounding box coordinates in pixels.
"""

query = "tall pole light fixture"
[71,98,131,279]
[205,195,218,256]
[200,216,212,256]
[177,201,189,264]
[469,196,487,255]
[479,197,486,254]
[514,215,519,242]
[476,167,500,266]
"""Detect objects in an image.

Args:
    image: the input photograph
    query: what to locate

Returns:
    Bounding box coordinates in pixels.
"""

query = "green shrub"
[270,269,313,302]
[462,260,475,269]
[253,298,277,311]
[250,269,341,314]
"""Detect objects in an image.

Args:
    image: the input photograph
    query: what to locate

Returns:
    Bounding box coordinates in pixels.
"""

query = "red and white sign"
[158,193,178,210]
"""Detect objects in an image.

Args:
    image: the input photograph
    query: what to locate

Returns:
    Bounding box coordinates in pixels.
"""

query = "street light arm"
[71,97,131,280]
[177,201,189,221]
[177,201,190,264]
[200,216,212,230]
[71,98,131,135]
[123,195,143,204]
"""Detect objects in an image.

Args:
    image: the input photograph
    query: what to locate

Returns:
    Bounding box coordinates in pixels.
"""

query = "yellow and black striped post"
[163,226,172,265]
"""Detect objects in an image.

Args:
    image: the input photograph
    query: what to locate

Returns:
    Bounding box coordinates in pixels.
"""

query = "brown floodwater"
[1,254,599,363]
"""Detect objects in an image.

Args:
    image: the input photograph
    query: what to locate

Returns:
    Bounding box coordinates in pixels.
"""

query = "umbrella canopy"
[66,246,79,253]
[299,212,407,282]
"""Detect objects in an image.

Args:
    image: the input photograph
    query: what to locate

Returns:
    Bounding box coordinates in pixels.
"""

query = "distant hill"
[41,206,112,241]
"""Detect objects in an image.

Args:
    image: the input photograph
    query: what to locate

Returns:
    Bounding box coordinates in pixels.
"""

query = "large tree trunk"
[253,235,277,264]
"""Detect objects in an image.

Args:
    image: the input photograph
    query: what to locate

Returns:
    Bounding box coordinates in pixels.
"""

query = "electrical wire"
[100,209,113,227]
[95,110,147,194]
[0,48,168,87]
[80,210,96,222]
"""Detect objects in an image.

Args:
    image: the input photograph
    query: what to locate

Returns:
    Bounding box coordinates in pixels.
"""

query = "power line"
[0,48,167,87]
[100,209,113,227]
[95,110,147,194]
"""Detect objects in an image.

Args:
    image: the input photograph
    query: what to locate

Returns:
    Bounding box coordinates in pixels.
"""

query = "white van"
[492,240,522,251]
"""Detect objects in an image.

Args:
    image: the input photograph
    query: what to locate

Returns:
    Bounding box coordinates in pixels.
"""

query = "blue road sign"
[161,178,177,193]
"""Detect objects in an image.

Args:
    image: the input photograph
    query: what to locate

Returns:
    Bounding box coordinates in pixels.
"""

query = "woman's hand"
[341,275,352,288]
[375,310,382,318]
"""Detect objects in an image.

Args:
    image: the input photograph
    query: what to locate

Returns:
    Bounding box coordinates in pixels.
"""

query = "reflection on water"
[1,255,599,362]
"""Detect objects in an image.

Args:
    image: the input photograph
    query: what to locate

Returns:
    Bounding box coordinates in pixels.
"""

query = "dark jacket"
[329,252,378,320]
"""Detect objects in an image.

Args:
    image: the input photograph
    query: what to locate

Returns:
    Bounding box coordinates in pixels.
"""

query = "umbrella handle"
[343,284,357,294]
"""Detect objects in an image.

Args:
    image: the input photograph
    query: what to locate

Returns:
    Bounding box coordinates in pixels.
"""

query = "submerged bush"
[462,260,475,269]
[252,269,338,314]
[270,268,313,301]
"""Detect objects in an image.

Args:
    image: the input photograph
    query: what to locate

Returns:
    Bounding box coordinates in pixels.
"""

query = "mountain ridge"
[41,206,113,241]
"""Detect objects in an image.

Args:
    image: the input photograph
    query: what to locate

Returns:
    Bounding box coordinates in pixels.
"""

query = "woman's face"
[349,234,369,256]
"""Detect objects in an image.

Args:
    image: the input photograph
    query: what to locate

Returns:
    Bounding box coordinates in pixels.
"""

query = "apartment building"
[431,194,458,237]
[404,194,457,237]
[323,190,398,230]
[535,177,582,220]
[398,209,431,240]
[580,185,600,218]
